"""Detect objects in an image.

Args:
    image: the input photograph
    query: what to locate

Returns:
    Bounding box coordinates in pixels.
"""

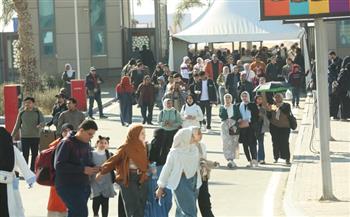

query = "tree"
[1,0,39,95]
[174,0,210,30]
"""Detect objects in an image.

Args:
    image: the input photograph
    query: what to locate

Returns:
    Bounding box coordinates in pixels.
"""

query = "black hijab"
[186,94,196,106]
[0,127,15,172]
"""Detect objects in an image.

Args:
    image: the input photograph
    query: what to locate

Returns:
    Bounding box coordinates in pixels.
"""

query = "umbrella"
[253,81,291,93]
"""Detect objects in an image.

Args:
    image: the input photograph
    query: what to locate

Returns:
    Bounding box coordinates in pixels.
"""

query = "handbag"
[288,113,297,130]
[228,123,240,135]
[0,170,14,184]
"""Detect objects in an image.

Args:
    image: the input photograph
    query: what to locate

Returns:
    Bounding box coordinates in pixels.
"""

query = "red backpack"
[34,143,58,186]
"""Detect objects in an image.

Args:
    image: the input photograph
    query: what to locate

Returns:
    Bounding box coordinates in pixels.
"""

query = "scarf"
[163,98,174,111]
[116,76,134,94]
[0,127,14,172]
[239,102,252,122]
[117,125,148,186]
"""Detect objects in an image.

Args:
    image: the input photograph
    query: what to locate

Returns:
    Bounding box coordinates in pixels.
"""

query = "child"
[91,136,116,217]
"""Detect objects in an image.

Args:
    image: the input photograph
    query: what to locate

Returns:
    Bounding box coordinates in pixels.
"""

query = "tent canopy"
[173,0,304,43]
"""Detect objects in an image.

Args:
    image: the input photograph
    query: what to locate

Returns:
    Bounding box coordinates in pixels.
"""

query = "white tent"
[173,0,305,43]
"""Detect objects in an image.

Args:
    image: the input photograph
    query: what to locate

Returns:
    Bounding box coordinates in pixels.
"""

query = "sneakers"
[88,116,95,120]
[273,159,278,163]
[259,160,266,165]
[227,160,237,168]
[251,160,258,167]
[286,160,291,166]
[100,115,108,119]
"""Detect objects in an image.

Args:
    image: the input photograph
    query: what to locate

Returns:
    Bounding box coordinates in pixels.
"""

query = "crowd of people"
[1,42,349,217]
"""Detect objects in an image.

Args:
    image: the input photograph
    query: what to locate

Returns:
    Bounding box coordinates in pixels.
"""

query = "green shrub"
[32,88,60,115]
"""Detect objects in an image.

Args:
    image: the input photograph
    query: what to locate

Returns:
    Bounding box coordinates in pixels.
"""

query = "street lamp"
[74,0,81,79]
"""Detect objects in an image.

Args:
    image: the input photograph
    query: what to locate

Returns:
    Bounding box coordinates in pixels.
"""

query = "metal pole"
[74,0,81,79]
[314,18,336,201]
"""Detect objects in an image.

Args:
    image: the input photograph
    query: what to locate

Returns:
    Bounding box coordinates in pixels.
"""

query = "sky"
[132,0,208,21]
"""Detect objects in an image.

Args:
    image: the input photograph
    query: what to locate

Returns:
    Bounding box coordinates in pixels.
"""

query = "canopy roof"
[173,0,304,43]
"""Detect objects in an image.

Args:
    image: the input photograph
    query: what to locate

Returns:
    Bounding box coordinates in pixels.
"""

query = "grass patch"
[32,88,60,115]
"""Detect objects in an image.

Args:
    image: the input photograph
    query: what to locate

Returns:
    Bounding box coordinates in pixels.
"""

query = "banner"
[260,0,350,20]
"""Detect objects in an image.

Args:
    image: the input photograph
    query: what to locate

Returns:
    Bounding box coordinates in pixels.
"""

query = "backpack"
[105,150,116,183]
[34,143,58,186]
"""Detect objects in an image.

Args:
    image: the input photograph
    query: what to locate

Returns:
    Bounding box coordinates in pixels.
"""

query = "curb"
[283,97,314,217]
[0,98,116,125]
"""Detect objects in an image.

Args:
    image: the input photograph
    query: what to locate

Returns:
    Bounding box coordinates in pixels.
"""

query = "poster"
[260,0,350,20]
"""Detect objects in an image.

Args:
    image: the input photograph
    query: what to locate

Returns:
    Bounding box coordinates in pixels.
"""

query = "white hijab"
[170,127,199,178]
[65,63,74,77]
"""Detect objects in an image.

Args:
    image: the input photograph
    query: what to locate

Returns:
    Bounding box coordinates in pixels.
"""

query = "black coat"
[225,73,240,98]
[85,73,103,91]
[191,79,218,103]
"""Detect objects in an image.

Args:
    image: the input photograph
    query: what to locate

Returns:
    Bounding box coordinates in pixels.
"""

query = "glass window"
[38,1,54,29]
[337,20,350,47]
[38,0,55,56]
[90,0,106,56]
[91,31,106,55]
[42,31,54,55]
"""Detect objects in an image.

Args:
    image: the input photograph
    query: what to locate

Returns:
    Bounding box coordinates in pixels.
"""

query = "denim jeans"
[174,174,198,217]
[119,93,133,125]
[56,185,91,217]
[257,133,265,161]
[292,87,300,106]
[88,91,103,117]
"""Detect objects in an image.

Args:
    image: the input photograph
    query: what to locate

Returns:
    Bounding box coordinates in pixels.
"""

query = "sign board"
[260,0,350,20]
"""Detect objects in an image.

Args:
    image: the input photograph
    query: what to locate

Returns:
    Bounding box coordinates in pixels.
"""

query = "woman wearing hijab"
[267,93,292,165]
[217,66,230,105]
[116,76,134,127]
[0,127,36,217]
[238,91,259,167]
[336,56,350,120]
[145,128,173,217]
[155,127,202,217]
[158,99,183,165]
[62,63,76,98]
[96,124,149,217]
[163,83,187,112]
[47,123,74,217]
[219,93,241,168]
[137,75,156,125]
[180,94,204,128]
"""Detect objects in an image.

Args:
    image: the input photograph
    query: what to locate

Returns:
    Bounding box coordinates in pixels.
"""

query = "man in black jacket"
[47,93,67,127]
[197,71,217,130]
[55,120,100,217]
[85,67,107,119]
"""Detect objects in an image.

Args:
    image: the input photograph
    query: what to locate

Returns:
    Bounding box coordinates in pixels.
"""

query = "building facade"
[28,0,124,79]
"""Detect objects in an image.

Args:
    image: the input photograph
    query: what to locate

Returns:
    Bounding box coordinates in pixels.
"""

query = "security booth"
[71,79,87,111]
[3,84,22,133]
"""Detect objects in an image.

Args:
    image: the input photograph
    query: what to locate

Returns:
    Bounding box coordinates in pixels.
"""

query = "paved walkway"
[284,97,350,217]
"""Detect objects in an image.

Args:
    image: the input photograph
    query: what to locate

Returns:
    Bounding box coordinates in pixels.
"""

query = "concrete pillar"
[154,0,168,62]
[314,18,337,201]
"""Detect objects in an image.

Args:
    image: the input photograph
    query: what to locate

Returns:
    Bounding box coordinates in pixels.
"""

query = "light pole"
[314,18,337,201]
[74,0,81,79]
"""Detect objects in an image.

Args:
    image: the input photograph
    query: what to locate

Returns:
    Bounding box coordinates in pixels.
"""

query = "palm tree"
[1,0,39,95]
[174,0,212,30]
